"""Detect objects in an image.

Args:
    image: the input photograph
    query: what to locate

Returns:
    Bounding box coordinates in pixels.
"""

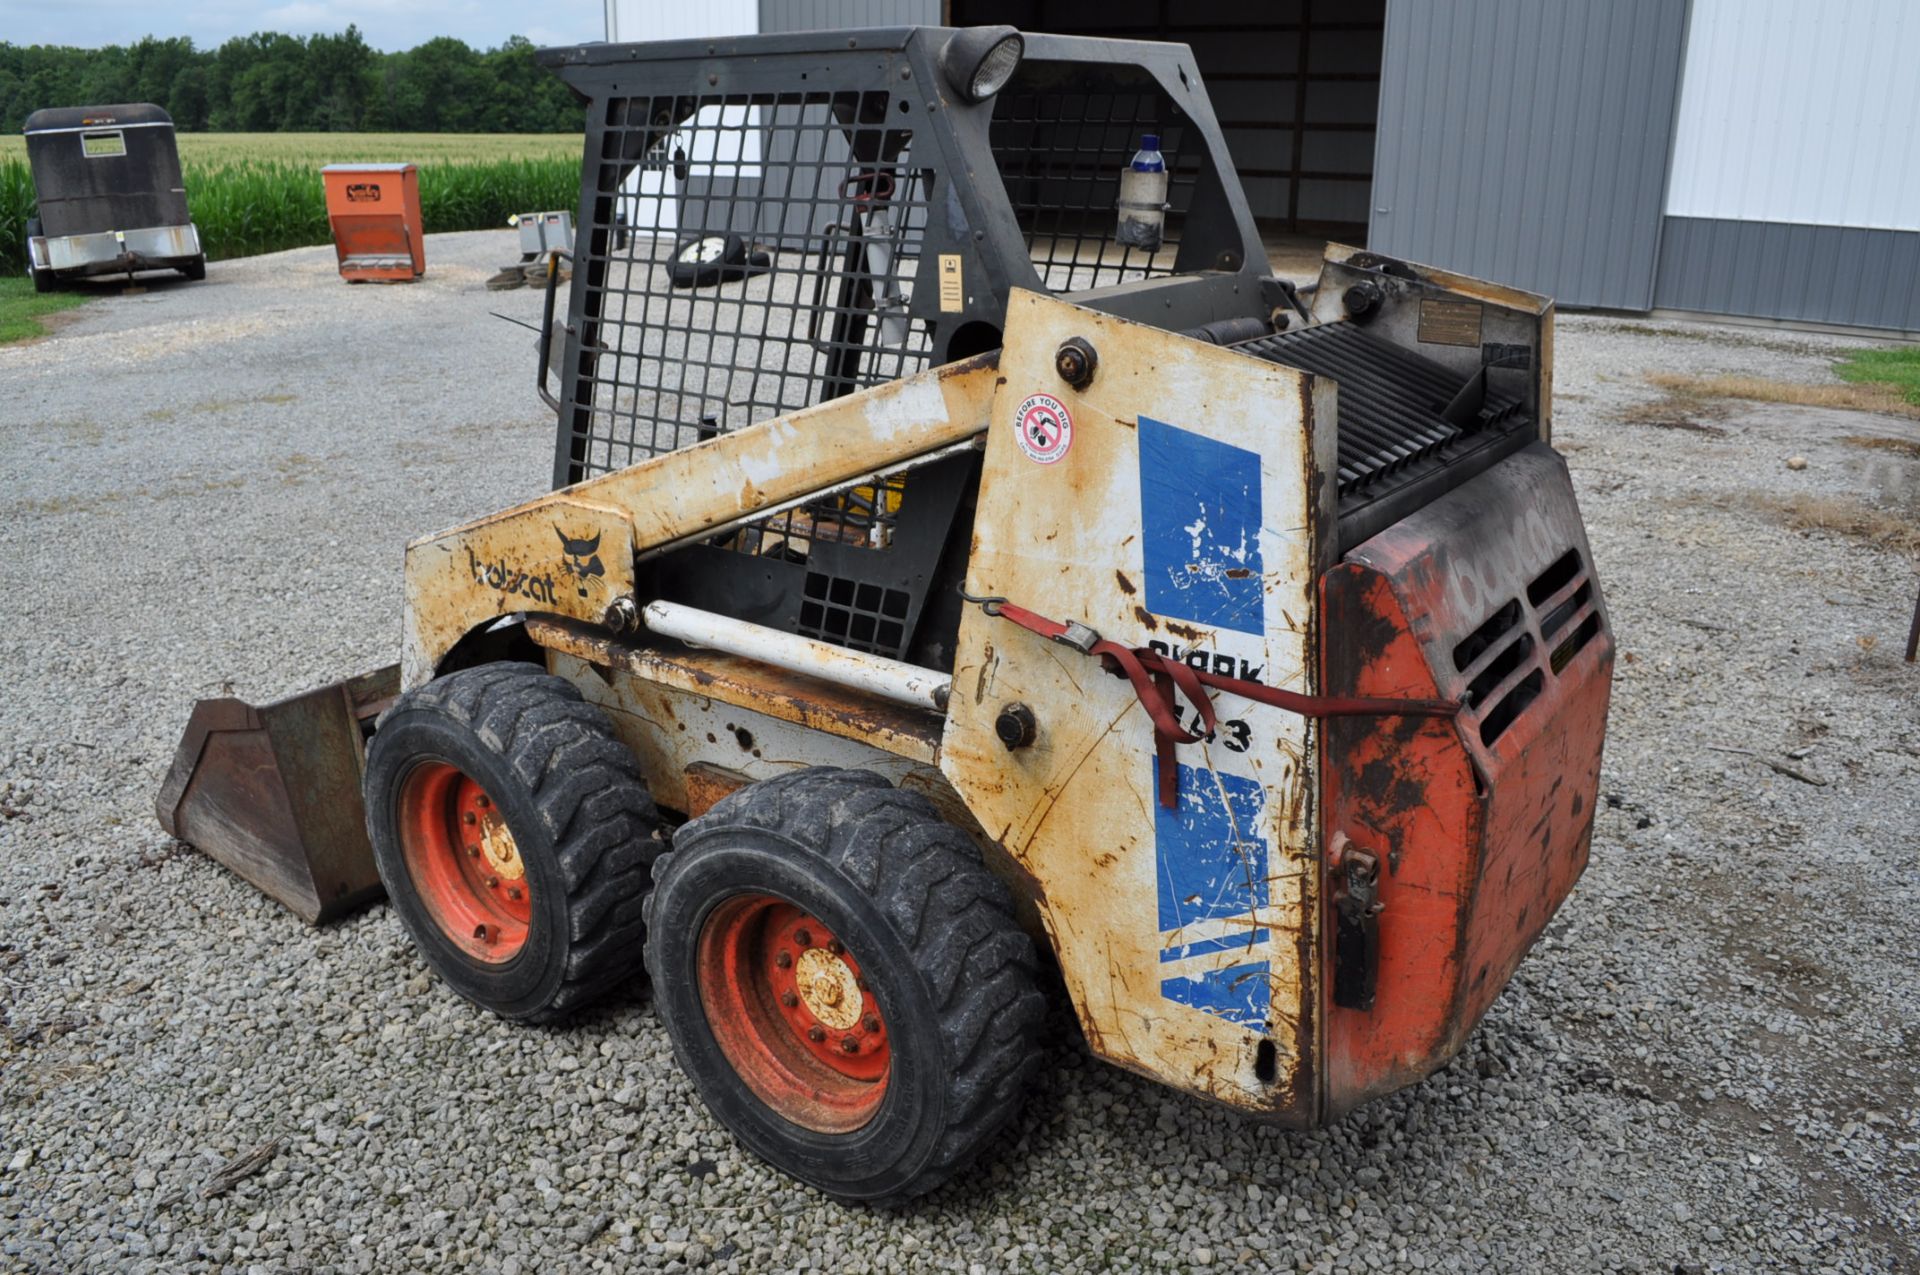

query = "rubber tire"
[646,767,1046,1205]
[365,662,661,1022]
[668,232,746,288]
[26,218,53,293]
[180,255,206,282]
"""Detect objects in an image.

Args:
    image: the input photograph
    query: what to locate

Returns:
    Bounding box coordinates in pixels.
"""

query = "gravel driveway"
[1,230,1916,1273]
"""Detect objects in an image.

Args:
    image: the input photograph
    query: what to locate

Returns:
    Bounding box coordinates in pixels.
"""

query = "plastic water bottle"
[1116,133,1168,251]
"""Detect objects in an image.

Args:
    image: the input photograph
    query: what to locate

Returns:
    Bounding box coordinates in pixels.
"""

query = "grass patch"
[0,274,89,344]
[1613,394,1730,435]
[1842,434,1920,461]
[1757,493,1920,558]
[1834,346,1920,406]
[1645,372,1920,420]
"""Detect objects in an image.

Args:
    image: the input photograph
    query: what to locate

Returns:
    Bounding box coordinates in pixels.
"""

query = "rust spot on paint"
[1133,605,1158,631]
[1114,570,1137,596]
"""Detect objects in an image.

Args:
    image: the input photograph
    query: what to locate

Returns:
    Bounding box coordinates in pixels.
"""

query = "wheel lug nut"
[794,928,812,947]
[863,1016,879,1033]
[827,940,843,955]
[780,991,799,1008]
[485,876,499,889]
[466,845,480,858]
[774,951,792,969]
[807,1025,825,1043]
[462,811,477,825]
[475,794,490,808]
[507,887,522,901]
[841,1037,859,1054]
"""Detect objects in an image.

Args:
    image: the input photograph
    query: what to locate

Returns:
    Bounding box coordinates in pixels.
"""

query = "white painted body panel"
[939,292,1337,1114]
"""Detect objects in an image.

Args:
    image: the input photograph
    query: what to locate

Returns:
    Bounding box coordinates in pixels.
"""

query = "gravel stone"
[0,233,1915,1273]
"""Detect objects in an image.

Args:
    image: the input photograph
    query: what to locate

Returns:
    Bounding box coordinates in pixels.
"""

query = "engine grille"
[1237,322,1528,502]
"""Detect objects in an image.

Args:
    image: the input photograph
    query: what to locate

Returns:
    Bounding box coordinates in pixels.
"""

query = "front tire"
[180,255,206,282]
[646,768,1045,1205]
[364,662,660,1021]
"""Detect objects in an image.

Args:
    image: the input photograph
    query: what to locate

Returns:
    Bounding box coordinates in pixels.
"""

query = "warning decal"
[1013,393,1073,465]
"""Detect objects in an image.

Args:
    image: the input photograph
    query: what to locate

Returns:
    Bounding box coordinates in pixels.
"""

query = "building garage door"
[951,0,1384,236]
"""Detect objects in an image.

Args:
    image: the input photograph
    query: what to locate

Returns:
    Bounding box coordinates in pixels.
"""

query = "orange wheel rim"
[397,761,531,963]
[696,894,891,1133]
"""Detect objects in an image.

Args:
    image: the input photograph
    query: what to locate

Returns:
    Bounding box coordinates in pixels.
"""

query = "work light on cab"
[942,26,1023,102]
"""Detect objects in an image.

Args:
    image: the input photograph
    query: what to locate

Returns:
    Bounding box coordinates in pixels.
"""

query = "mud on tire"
[645,767,1047,1205]
[364,661,661,1021]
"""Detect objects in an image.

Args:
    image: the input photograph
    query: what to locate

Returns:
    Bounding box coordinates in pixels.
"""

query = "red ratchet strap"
[987,600,1460,809]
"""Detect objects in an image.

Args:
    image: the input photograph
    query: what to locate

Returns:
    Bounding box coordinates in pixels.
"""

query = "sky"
[0,0,607,52]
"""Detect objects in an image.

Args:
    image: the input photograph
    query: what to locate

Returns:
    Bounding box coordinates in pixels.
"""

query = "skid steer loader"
[157,26,1613,1203]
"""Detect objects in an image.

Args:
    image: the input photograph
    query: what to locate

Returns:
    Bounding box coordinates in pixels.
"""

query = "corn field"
[0,134,582,268]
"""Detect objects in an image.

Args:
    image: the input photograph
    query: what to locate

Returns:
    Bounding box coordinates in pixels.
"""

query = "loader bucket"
[155,665,398,924]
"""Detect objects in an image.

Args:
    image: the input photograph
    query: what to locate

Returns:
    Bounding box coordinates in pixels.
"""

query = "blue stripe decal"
[1137,414,1265,635]
[1160,961,1272,1028]
[1154,759,1268,932]
[1159,930,1271,963]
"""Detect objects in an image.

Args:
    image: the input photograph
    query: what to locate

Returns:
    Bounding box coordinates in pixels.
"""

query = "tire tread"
[666,766,1043,1204]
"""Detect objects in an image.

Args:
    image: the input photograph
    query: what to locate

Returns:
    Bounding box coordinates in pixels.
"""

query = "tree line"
[0,29,582,134]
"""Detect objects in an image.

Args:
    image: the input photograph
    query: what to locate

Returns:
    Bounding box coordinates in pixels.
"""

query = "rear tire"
[364,662,661,1021]
[645,767,1045,1205]
[180,255,206,282]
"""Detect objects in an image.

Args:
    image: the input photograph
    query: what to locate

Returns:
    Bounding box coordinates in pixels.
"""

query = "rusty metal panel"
[940,290,1338,1118]
[1321,445,1612,1116]
[682,763,754,819]
[526,617,944,766]
[156,666,396,924]
[402,499,637,687]
[543,648,944,815]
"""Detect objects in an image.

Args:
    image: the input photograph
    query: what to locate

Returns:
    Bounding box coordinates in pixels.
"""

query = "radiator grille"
[1238,322,1526,501]
[1448,547,1604,748]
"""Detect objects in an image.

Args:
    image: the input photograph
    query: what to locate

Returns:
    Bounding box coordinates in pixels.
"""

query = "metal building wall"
[758,0,938,30]
[1368,0,1688,311]
[1653,0,1920,331]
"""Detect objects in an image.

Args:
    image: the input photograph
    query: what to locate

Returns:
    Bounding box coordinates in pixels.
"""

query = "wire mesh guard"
[990,79,1194,292]
[572,91,935,484]
[561,69,1206,663]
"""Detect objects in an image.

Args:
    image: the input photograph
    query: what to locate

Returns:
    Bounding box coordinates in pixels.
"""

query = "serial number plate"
[938,253,964,312]
[1418,298,1484,347]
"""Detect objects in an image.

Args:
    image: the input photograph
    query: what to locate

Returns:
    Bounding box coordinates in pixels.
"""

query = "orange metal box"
[320,163,425,282]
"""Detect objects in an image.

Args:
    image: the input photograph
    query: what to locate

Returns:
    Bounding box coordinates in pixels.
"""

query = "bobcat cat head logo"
[556,527,606,597]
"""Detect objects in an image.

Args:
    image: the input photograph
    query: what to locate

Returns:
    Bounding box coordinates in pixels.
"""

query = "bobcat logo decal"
[556,527,606,597]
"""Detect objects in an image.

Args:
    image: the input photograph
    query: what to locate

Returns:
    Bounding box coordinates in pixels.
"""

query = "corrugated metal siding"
[1369,0,1688,310]
[1666,0,1920,231]
[1654,218,1920,332]
[758,0,938,31]
[608,0,757,41]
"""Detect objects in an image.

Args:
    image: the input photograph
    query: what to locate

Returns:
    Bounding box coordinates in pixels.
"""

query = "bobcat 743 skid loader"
[157,26,1613,1202]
